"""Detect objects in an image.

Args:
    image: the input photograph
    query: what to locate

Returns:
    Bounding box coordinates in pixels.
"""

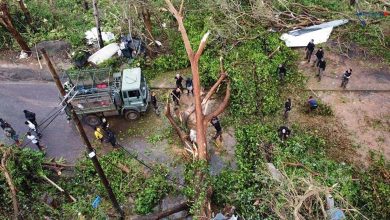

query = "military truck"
[64,67,150,126]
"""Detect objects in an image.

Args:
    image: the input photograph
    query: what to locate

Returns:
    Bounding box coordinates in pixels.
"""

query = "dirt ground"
[297,46,390,162]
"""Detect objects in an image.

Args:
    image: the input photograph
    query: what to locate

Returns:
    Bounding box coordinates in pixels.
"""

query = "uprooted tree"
[164,0,231,218]
[0,2,31,54]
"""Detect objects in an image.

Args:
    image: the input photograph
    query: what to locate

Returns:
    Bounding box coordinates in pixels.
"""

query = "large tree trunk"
[92,0,104,48]
[164,1,231,218]
[0,2,31,54]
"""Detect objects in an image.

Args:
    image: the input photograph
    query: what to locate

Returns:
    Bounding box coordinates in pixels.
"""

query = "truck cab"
[115,68,149,120]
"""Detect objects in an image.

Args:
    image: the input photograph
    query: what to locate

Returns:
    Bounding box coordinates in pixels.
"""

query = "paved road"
[0,81,84,163]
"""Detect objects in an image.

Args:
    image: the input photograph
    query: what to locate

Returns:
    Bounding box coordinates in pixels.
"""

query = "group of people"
[305,39,352,86]
[94,117,119,148]
[172,74,194,106]
[0,110,45,151]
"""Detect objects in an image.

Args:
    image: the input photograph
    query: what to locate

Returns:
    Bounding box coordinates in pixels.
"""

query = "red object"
[384,11,389,16]
[96,83,107,89]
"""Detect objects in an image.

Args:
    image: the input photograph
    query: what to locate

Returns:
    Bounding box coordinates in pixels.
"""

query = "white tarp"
[88,43,120,65]
[280,19,348,47]
[85,27,115,45]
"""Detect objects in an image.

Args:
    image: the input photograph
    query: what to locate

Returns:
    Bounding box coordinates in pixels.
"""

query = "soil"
[296,46,390,162]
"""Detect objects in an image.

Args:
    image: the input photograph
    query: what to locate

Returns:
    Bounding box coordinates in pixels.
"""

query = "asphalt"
[0,81,84,163]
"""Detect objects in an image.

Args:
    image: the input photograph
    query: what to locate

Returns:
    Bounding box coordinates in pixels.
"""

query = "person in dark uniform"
[172,88,181,106]
[175,74,184,90]
[211,116,222,141]
[313,47,324,67]
[284,98,292,119]
[277,64,287,82]
[278,126,291,142]
[151,91,159,115]
[305,39,315,62]
[185,77,193,95]
[23,110,38,128]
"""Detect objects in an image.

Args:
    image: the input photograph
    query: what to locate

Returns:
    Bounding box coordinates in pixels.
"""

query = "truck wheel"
[83,114,101,127]
[125,110,140,120]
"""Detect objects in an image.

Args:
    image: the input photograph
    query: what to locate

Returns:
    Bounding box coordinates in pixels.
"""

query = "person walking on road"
[23,110,38,128]
[317,58,326,81]
[305,39,315,62]
[284,98,292,119]
[211,116,222,141]
[172,88,181,106]
[175,74,184,90]
[25,120,42,138]
[1,119,20,145]
[26,131,44,152]
[341,69,352,89]
[186,77,193,95]
[313,47,324,67]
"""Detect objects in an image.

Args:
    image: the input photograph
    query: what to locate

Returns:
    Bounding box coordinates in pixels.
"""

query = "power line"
[118,145,186,187]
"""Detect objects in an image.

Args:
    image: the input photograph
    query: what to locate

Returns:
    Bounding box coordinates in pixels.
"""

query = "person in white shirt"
[26,132,44,151]
[25,120,42,138]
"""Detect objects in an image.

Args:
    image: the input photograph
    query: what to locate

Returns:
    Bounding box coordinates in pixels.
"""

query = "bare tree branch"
[201,73,227,105]
[194,31,210,61]
[164,0,194,59]
[204,79,231,123]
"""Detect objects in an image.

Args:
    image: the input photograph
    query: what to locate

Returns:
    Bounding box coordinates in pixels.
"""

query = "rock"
[34,40,71,57]
[160,195,189,220]
[266,163,285,182]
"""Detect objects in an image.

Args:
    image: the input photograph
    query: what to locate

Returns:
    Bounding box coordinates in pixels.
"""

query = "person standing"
[151,92,159,115]
[23,110,38,128]
[211,116,222,141]
[278,126,291,142]
[175,74,184,90]
[277,64,287,82]
[172,88,181,106]
[0,118,7,130]
[25,120,42,138]
[26,131,44,151]
[101,117,109,131]
[341,69,352,88]
[305,39,315,62]
[317,58,326,81]
[308,96,318,112]
[185,77,193,95]
[284,98,292,119]
[313,47,324,67]
[4,124,20,145]
[105,129,118,148]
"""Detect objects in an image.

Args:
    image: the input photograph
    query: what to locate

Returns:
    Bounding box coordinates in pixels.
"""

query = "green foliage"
[134,168,172,214]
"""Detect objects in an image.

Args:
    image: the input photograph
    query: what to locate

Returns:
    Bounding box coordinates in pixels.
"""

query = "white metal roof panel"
[121,68,141,91]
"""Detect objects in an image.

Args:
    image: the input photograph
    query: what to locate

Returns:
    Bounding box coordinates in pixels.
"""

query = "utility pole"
[41,49,124,219]
[92,0,104,48]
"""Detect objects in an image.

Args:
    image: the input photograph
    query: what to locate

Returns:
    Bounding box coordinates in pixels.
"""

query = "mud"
[297,46,390,162]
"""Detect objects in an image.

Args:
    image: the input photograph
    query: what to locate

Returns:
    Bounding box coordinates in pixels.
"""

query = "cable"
[118,145,186,187]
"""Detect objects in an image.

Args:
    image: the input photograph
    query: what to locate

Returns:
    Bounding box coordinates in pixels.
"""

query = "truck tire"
[83,114,101,127]
[125,110,140,120]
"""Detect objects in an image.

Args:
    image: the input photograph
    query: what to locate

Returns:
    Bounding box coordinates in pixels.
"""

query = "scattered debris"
[85,27,115,45]
[19,51,28,59]
[280,20,349,47]
[87,43,120,65]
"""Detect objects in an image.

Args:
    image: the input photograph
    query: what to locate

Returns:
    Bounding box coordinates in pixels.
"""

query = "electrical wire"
[118,145,186,187]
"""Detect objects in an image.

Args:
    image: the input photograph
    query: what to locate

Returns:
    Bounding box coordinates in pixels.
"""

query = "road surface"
[0,81,84,163]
